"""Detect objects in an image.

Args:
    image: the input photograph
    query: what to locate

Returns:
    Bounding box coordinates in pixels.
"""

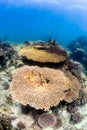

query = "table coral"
[18,44,67,63]
[10,65,80,110]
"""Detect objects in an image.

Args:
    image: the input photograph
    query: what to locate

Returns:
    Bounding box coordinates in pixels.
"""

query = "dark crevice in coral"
[22,57,65,69]
[64,88,71,93]
[45,79,50,84]
[21,104,44,117]
[21,104,32,115]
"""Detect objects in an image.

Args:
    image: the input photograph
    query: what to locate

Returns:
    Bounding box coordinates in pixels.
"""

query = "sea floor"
[0,42,87,130]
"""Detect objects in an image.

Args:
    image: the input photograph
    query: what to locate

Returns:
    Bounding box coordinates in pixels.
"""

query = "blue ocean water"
[0,1,87,45]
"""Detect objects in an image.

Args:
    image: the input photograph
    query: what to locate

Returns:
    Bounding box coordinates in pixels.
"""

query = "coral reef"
[10,65,80,110]
[0,40,87,130]
[68,35,87,72]
[0,42,18,68]
[18,44,67,63]
[68,36,87,51]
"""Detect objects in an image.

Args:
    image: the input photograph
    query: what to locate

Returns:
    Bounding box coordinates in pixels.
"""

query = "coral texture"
[68,60,82,81]
[0,42,17,68]
[68,35,87,72]
[37,113,56,128]
[0,114,11,130]
[10,65,80,110]
[64,71,80,103]
[0,50,5,57]
[18,44,67,63]
[71,112,82,123]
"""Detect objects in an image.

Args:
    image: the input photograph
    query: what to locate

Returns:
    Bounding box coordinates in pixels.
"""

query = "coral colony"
[0,38,87,130]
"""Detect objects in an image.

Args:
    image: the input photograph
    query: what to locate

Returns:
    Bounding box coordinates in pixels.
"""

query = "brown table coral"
[18,44,67,63]
[10,65,80,110]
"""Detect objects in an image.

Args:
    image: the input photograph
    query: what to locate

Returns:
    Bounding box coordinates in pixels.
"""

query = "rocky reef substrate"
[0,39,87,130]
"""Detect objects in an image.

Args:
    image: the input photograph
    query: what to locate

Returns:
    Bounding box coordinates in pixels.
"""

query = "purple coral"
[71,112,82,123]
[37,113,57,128]
[67,104,78,113]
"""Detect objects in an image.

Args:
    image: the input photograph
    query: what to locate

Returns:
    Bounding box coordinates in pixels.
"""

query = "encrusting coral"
[10,65,80,110]
[18,44,67,63]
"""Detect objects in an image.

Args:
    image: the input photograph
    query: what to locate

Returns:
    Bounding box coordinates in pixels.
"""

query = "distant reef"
[67,35,87,73]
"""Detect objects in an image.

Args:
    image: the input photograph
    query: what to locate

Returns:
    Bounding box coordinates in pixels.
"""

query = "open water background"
[0,1,87,45]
